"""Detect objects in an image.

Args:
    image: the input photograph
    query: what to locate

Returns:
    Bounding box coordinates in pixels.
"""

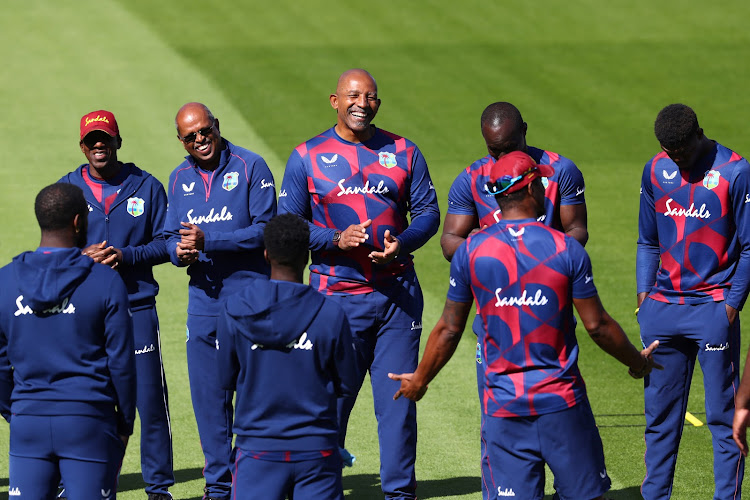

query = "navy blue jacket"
[164,139,277,316]
[59,163,169,306]
[0,248,137,436]
[217,280,358,451]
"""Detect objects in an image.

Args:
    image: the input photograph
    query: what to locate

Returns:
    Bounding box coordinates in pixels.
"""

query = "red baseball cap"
[80,110,119,140]
[486,151,555,196]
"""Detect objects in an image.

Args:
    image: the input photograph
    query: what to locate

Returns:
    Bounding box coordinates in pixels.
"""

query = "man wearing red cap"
[390,151,659,500]
[59,110,174,500]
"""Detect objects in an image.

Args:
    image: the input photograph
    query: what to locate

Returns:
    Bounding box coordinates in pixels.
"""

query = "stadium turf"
[2,0,750,498]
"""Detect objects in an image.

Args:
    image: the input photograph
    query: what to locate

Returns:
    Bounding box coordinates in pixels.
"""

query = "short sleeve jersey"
[279,127,439,294]
[637,143,750,305]
[448,220,596,417]
[447,146,585,229]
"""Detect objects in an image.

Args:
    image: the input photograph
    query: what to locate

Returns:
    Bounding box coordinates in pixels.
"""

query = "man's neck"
[270,267,304,284]
[88,161,122,181]
[335,124,375,144]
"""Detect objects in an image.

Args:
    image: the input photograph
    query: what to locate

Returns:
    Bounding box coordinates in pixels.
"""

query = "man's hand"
[119,434,129,449]
[388,372,428,401]
[727,304,739,326]
[628,340,663,379]
[100,248,123,269]
[369,230,401,264]
[179,222,205,251]
[338,219,371,251]
[176,244,199,266]
[82,241,118,265]
[734,408,750,456]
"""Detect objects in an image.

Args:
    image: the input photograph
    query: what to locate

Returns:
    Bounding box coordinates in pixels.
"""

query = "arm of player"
[389,299,473,401]
[279,149,343,251]
[163,172,196,267]
[573,295,661,378]
[440,213,479,262]
[724,161,750,317]
[636,161,660,304]
[392,147,440,256]
[216,306,239,391]
[0,324,12,422]
[203,158,278,253]
[560,203,589,247]
[103,273,137,439]
[119,182,170,267]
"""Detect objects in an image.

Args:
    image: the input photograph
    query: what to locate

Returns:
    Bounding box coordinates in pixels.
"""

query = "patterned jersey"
[446,146,585,229]
[448,219,596,417]
[637,142,750,309]
[279,127,440,295]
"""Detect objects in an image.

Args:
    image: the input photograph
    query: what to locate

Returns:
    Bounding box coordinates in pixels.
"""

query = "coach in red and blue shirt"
[279,69,440,499]
[164,102,277,500]
[440,101,587,262]
[392,151,657,500]
[59,110,173,499]
[637,104,750,499]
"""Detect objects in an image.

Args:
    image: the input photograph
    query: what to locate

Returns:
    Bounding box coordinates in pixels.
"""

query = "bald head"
[330,69,380,143]
[480,102,528,160]
[175,102,223,170]
[480,102,524,130]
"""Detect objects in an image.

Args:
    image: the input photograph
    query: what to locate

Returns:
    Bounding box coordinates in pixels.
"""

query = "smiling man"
[279,69,440,499]
[164,102,277,500]
[59,110,173,500]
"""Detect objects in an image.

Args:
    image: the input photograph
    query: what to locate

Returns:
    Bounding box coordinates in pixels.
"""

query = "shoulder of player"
[224,139,266,165]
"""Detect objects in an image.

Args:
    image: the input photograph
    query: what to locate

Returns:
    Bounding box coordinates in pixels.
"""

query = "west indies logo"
[378,152,397,169]
[703,170,720,190]
[223,172,239,191]
[126,197,145,217]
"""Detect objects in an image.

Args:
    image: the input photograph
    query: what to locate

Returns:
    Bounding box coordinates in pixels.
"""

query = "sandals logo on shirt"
[703,170,720,190]
[223,172,239,191]
[126,197,145,217]
[378,152,397,169]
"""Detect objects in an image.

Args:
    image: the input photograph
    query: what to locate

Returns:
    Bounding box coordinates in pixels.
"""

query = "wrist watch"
[332,230,342,246]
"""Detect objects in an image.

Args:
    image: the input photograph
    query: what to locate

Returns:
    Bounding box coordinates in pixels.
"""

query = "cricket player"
[164,102,277,500]
[59,109,174,499]
[391,151,659,500]
[217,213,359,500]
[0,183,136,499]
[440,101,588,261]
[279,69,440,499]
[637,103,750,499]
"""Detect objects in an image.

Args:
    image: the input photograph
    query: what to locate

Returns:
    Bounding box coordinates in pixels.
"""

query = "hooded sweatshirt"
[0,247,136,436]
[217,279,358,452]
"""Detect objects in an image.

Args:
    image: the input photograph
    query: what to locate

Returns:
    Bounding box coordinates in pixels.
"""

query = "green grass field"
[2,1,750,498]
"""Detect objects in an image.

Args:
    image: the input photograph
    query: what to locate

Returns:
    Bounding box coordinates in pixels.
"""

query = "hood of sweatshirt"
[12,248,94,312]
[225,281,325,349]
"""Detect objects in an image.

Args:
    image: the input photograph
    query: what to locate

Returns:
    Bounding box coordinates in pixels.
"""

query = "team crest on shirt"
[126,197,145,217]
[223,172,239,191]
[703,170,720,190]
[378,152,398,169]
[541,177,549,189]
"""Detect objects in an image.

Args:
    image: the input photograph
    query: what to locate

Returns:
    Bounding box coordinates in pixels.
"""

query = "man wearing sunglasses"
[638,104,750,499]
[391,151,659,500]
[440,101,588,262]
[59,110,174,500]
[164,102,277,500]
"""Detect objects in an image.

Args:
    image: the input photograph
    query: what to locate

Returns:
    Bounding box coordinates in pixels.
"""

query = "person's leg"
[370,273,422,499]
[231,448,291,500]
[186,314,233,499]
[541,400,611,500]
[639,299,697,500]
[54,415,124,500]
[483,414,545,500]
[132,306,174,496]
[695,301,744,499]
[292,453,344,500]
[9,414,60,499]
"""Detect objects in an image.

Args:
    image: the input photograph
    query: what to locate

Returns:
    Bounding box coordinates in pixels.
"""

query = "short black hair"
[264,213,310,267]
[34,184,87,231]
[494,185,529,212]
[654,104,699,150]
[481,102,524,130]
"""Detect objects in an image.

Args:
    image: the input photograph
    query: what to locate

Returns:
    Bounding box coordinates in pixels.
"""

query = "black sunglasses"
[179,120,215,144]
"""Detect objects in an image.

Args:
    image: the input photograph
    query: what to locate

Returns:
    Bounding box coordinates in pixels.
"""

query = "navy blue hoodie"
[59,163,169,306]
[0,248,137,436]
[217,279,358,451]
